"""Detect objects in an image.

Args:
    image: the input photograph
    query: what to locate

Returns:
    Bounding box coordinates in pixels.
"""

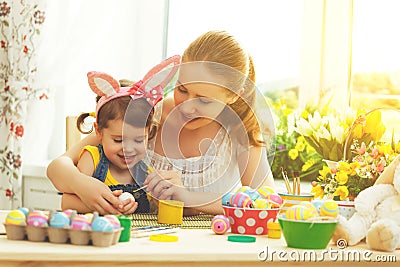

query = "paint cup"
[117,215,131,242]
[157,200,184,225]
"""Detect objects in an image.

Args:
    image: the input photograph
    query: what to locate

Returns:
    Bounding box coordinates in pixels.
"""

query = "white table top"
[0,227,399,266]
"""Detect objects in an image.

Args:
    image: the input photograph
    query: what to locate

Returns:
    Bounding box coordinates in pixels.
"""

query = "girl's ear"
[94,122,102,140]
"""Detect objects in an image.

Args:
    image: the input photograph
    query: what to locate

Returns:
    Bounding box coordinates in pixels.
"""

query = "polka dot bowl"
[222,205,279,235]
[337,201,355,220]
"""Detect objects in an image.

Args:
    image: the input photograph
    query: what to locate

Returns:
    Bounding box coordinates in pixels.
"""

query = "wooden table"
[0,228,398,266]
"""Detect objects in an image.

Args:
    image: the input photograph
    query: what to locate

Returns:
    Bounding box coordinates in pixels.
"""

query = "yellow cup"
[267,221,282,239]
[157,200,184,225]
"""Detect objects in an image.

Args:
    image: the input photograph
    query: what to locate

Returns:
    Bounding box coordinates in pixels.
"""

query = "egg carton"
[3,224,122,247]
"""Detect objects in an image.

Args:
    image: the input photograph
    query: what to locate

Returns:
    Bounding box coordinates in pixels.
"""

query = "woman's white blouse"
[146,126,245,195]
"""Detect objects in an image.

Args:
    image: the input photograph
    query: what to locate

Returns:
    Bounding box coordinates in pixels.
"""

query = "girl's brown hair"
[182,30,271,147]
[77,88,157,139]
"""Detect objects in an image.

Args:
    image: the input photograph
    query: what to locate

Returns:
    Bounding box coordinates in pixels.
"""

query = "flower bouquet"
[293,97,386,162]
[311,140,400,200]
[269,99,323,181]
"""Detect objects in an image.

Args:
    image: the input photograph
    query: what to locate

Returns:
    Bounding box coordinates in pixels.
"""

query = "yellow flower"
[302,158,315,172]
[349,162,360,176]
[288,149,298,160]
[396,142,400,154]
[377,143,393,156]
[352,124,363,139]
[365,111,386,141]
[334,185,349,201]
[295,141,305,152]
[338,161,351,174]
[318,166,331,182]
[283,108,292,116]
[335,171,348,185]
[306,145,315,154]
[297,136,306,143]
[311,185,324,199]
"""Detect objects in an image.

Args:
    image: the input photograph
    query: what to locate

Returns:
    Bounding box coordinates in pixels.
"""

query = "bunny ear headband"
[87,55,181,119]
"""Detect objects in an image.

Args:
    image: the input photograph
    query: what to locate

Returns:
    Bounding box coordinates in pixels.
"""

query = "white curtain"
[31,0,166,162]
[0,0,47,209]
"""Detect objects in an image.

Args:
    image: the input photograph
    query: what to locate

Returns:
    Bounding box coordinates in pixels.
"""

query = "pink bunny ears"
[88,55,181,118]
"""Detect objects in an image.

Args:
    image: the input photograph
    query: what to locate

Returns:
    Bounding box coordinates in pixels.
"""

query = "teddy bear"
[332,154,400,252]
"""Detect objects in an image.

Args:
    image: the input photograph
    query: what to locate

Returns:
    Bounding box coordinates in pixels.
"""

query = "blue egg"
[243,189,261,201]
[91,217,114,232]
[221,192,234,206]
[18,207,29,217]
[50,212,70,228]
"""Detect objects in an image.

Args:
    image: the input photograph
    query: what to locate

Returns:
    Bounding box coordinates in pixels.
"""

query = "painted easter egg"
[71,214,91,230]
[253,198,269,209]
[221,192,234,206]
[18,207,29,217]
[91,217,114,232]
[63,209,75,218]
[230,192,253,208]
[267,193,283,208]
[211,215,230,235]
[299,201,319,217]
[27,210,48,227]
[311,199,324,214]
[119,192,135,202]
[243,189,261,202]
[5,209,26,225]
[257,186,275,199]
[285,204,315,220]
[104,214,121,229]
[49,212,70,228]
[237,186,252,193]
[320,200,338,217]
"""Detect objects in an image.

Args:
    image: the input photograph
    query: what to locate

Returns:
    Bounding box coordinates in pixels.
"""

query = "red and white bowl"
[222,205,279,235]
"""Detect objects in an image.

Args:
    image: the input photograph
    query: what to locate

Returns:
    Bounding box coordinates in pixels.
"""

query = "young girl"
[62,56,180,214]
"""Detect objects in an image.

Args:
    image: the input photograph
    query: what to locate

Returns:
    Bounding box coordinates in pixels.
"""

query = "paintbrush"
[132,184,148,193]
[280,167,292,194]
[293,171,300,195]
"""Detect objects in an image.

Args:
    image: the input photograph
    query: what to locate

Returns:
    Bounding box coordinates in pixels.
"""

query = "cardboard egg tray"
[3,224,122,247]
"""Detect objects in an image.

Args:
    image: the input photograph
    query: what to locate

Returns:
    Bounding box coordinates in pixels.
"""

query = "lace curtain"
[0,0,47,209]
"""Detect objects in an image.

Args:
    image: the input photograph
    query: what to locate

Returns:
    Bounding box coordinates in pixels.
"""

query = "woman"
[47,30,275,215]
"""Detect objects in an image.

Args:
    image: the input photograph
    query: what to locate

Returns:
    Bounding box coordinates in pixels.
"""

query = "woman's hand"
[71,177,122,215]
[112,190,138,215]
[144,170,186,200]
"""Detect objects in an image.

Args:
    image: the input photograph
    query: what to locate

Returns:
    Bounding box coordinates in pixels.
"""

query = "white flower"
[330,125,345,144]
[308,111,322,130]
[315,126,331,141]
[295,118,313,136]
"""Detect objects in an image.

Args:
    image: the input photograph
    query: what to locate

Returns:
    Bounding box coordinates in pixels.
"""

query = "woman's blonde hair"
[182,30,270,147]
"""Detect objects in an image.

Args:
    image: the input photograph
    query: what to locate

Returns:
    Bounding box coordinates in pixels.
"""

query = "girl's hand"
[112,190,138,215]
[144,170,186,200]
[72,177,121,215]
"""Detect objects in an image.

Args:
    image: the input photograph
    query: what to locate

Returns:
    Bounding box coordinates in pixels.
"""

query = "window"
[166,0,304,99]
[350,0,400,139]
